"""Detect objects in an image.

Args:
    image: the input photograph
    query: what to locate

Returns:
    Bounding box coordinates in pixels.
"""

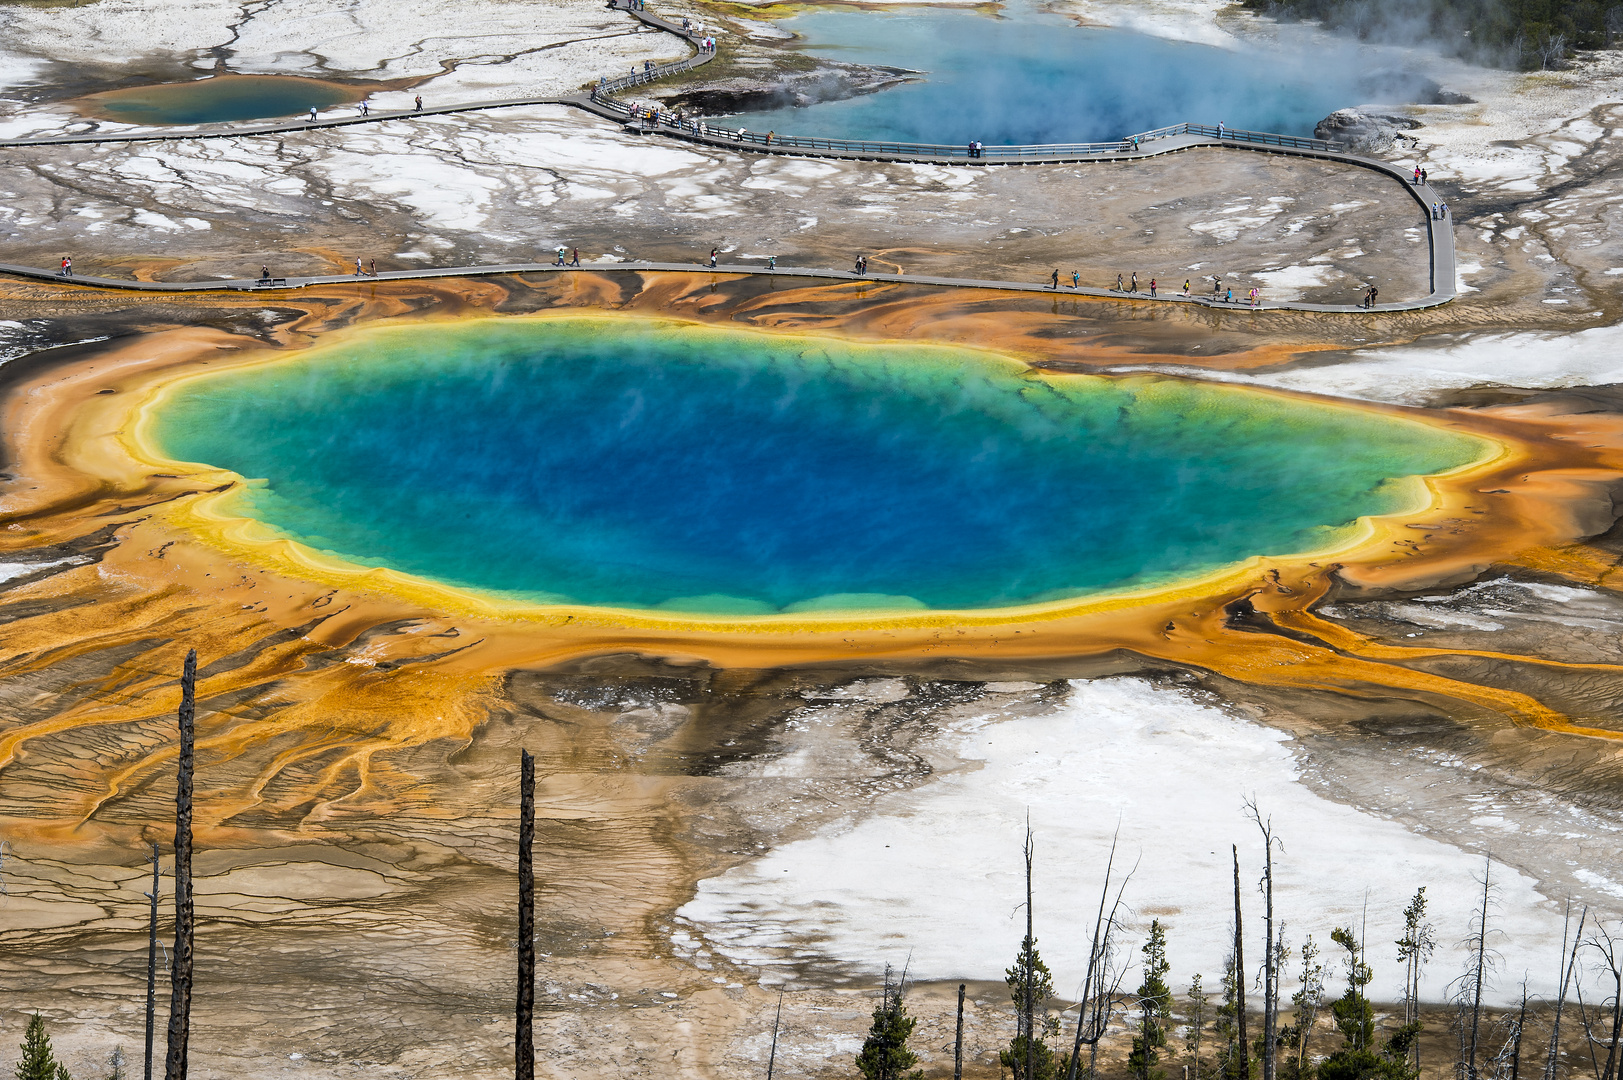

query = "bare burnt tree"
[1585,923,1623,1080]
[956,984,966,1080]
[1454,856,1498,1080]
[144,842,160,1080]
[1025,824,1036,1080]
[767,989,784,1080]
[517,750,535,1080]
[1546,904,1588,1080]
[1064,832,1134,1080]
[1234,846,1250,1080]
[1245,800,1282,1080]
[1488,982,1530,1080]
[163,649,196,1080]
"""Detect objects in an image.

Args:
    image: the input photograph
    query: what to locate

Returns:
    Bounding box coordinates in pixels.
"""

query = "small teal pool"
[81,75,362,126]
[149,318,1485,615]
[737,2,1439,145]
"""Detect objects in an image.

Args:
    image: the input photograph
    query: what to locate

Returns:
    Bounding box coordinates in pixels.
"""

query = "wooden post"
[163,649,196,1080]
[1233,845,1248,1080]
[144,842,159,1080]
[955,984,966,1080]
[517,750,535,1080]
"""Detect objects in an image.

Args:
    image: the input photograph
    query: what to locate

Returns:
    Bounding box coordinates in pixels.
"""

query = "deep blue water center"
[150,318,1485,615]
[737,2,1438,144]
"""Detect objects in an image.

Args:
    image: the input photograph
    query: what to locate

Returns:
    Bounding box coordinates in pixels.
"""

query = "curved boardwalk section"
[0,259,1441,314]
[0,0,1454,312]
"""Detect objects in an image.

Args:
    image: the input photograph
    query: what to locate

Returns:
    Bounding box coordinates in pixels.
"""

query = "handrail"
[590,100,1345,158]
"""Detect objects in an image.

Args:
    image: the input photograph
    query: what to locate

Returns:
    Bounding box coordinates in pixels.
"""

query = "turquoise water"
[87,75,358,126]
[150,318,1485,615]
[739,2,1441,144]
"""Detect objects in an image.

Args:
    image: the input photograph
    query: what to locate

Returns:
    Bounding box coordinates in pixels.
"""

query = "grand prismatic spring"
[146,317,1488,614]
[2,0,1623,1076]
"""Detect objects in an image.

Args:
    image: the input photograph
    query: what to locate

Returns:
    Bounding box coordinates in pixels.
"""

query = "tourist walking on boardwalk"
[59,256,71,277]
[1183,279,1190,296]
[1217,121,1225,138]
[1149,278,1157,297]
[1050,269,1059,290]
[1421,167,1428,184]
[709,248,719,268]
[1249,287,1259,307]
[355,257,363,276]
[1413,165,1421,183]
[360,100,369,116]
[1115,273,1123,291]
[1071,270,1079,288]
[415,95,423,111]
[1130,271,1138,292]
[309,107,318,122]
[261,264,270,281]
[1212,275,1221,296]
[570,248,580,266]
[369,258,376,276]
[1370,284,1379,306]
[557,246,568,266]
[767,255,776,270]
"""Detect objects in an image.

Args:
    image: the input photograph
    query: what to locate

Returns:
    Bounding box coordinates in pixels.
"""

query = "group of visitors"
[1430,202,1450,219]
[967,141,985,158]
[1362,284,1380,308]
[853,255,869,274]
[1040,270,1261,307]
[354,258,378,276]
[57,256,72,277]
[1412,165,1429,185]
[555,247,582,267]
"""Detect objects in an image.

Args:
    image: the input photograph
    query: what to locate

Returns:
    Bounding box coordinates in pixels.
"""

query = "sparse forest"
[848,819,1623,1080]
[1238,0,1623,68]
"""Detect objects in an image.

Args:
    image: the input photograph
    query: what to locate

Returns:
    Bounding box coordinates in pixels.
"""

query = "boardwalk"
[0,259,1440,314]
[0,0,1455,313]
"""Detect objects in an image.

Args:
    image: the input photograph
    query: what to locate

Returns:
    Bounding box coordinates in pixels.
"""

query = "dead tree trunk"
[1025,825,1036,1080]
[1245,802,1277,1080]
[1065,832,1132,1080]
[1588,925,1623,1080]
[767,990,783,1080]
[1547,906,1587,1080]
[1234,845,1250,1080]
[1512,985,1528,1080]
[1468,858,1492,1080]
[163,649,196,1080]
[516,749,535,1080]
[144,842,159,1080]
[955,984,966,1080]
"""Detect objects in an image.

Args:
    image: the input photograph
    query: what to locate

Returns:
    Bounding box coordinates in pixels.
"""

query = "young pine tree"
[856,968,923,1080]
[1215,952,1255,1080]
[1001,937,1063,1080]
[16,1014,68,1080]
[1130,921,1174,1080]
[1316,928,1416,1080]
[1278,935,1326,1080]
[1187,973,1210,1080]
